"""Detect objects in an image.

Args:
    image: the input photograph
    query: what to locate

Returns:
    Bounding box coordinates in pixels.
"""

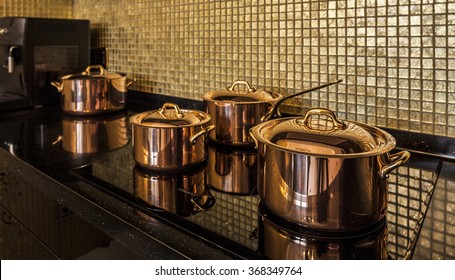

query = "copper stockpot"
[130,103,214,171]
[250,108,411,231]
[51,65,134,115]
[59,112,129,154]
[133,164,215,217]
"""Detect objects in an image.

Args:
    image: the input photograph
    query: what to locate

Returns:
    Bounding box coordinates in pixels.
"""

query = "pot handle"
[261,79,343,122]
[82,65,107,75]
[125,78,135,88]
[50,81,64,92]
[227,80,255,93]
[158,102,184,119]
[380,151,411,179]
[297,108,346,130]
[190,125,215,145]
[249,129,259,150]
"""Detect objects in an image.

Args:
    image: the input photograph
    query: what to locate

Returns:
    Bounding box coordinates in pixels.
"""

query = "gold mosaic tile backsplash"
[2,0,454,137]
[0,0,72,18]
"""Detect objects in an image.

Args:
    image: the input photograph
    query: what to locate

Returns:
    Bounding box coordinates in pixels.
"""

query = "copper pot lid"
[251,108,396,158]
[60,65,124,80]
[129,103,211,128]
[202,80,282,104]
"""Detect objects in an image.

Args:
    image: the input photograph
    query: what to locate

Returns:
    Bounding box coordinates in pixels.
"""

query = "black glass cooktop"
[71,141,440,260]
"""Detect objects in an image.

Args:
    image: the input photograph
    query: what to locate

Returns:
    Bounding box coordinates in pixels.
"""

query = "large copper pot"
[250,108,411,231]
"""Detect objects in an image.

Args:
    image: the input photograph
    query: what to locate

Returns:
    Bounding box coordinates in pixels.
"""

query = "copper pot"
[250,108,411,231]
[51,65,134,115]
[202,80,342,147]
[130,103,214,171]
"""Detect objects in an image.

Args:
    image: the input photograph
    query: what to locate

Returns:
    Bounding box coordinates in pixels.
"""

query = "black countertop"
[0,93,454,260]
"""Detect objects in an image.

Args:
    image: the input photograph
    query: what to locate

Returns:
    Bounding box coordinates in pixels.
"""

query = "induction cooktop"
[71,142,439,260]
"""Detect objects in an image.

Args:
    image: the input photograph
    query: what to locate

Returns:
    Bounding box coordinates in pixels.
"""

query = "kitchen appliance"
[71,137,433,260]
[0,17,90,112]
[67,105,436,260]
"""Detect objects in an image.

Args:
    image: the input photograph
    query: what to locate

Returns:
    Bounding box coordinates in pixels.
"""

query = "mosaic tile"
[1,0,454,137]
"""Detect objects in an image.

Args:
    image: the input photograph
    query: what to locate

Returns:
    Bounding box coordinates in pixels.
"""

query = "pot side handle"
[190,125,215,145]
[50,81,63,92]
[126,78,135,88]
[380,151,411,179]
[249,129,259,150]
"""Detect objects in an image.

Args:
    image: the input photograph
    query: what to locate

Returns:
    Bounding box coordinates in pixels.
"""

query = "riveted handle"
[50,81,64,92]
[380,151,411,179]
[227,80,255,93]
[297,108,345,131]
[158,103,184,119]
[82,65,107,76]
[191,186,216,212]
[190,125,215,145]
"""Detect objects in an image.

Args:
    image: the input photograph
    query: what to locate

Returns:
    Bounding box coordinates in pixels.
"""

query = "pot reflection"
[133,163,215,217]
[60,111,129,154]
[257,206,389,260]
[207,142,257,195]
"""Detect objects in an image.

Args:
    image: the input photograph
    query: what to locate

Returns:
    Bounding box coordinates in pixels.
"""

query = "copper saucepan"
[130,103,214,171]
[202,79,342,147]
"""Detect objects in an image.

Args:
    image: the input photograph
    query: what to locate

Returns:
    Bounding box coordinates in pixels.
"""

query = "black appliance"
[0,17,90,112]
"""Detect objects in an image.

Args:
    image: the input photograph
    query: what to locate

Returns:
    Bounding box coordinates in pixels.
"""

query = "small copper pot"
[130,103,214,171]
